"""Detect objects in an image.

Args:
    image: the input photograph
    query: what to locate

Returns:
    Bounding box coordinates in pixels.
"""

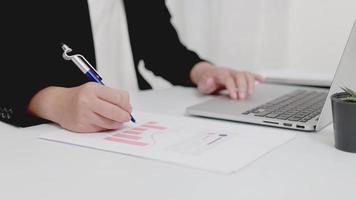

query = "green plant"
[341,87,356,102]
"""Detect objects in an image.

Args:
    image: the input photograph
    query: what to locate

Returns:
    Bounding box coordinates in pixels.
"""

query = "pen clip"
[77,55,102,81]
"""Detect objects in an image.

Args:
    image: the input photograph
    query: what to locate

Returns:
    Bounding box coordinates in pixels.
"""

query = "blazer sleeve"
[1,68,53,127]
[125,0,205,87]
[0,1,96,127]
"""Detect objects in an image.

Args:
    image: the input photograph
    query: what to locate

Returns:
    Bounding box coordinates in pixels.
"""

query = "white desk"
[1,87,355,200]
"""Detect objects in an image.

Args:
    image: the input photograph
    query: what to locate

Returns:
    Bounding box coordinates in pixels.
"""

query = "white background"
[166,0,356,74]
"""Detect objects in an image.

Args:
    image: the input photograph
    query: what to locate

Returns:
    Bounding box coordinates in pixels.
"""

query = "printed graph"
[104,121,168,147]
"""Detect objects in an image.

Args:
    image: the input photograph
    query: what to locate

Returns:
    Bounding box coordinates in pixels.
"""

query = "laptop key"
[276,115,290,120]
[266,113,281,118]
[288,116,303,121]
[294,113,308,118]
[254,110,273,117]
[250,108,265,113]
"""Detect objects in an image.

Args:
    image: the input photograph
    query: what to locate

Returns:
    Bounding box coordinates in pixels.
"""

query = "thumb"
[198,77,218,94]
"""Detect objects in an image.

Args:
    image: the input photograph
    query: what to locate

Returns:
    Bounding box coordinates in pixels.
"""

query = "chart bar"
[141,124,167,130]
[105,137,148,146]
[123,130,142,135]
[113,134,141,140]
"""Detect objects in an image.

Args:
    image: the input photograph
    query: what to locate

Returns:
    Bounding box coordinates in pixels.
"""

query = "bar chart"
[104,121,168,147]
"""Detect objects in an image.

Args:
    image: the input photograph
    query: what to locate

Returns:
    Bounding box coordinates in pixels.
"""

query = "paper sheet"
[39,111,296,174]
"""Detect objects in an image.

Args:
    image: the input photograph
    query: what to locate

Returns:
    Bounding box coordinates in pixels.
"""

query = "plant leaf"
[341,87,356,97]
[341,96,356,102]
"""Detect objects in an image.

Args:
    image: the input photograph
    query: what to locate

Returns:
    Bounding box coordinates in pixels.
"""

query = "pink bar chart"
[104,121,168,147]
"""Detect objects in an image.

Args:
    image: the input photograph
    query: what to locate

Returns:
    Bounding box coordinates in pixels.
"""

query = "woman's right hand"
[28,82,132,133]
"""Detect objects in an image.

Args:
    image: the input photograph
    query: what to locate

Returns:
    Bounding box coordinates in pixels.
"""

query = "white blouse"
[87,0,139,91]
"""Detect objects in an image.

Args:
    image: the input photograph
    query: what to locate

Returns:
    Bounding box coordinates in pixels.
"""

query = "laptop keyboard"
[242,90,328,123]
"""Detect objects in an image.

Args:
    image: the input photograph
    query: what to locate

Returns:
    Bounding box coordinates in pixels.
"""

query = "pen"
[61,43,136,123]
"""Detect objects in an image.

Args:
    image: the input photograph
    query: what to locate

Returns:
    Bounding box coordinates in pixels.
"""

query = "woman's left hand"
[190,62,265,100]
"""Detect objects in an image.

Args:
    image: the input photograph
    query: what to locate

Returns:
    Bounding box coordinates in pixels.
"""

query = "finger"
[234,72,248,99]
[223,76,238,99]
[245,72,257,96]
[89,112,123,130]
[91,125,105,133]
[95,86,132,113]
[71,123,105,133]
[85,124,106,133]
[254,73,265,82]
[91,98,131,123]
[198,77,218,94]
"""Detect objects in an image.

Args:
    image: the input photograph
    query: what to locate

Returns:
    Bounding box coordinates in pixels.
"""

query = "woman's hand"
[190,62,264,100]
[28,82,132,133]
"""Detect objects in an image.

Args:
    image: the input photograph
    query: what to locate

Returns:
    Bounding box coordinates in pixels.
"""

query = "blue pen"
[61,43,136,123]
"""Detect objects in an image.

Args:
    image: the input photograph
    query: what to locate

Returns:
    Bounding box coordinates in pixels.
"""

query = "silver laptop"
[187,20,356,132]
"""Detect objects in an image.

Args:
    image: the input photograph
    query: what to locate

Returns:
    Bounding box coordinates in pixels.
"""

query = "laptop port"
[283,123,292,127]
[296,125,305,129]
[263,121,279,125]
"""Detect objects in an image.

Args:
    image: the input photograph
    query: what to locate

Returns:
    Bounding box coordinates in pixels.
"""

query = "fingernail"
[240,93,245,99]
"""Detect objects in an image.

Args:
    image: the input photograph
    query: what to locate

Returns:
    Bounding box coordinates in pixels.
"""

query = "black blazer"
[1,0,203,127]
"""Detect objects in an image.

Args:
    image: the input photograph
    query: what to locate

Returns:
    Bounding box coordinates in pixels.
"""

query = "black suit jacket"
[1,0,203,127]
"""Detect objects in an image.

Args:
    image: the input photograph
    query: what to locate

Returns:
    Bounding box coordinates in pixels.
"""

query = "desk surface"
[1,87,355,200]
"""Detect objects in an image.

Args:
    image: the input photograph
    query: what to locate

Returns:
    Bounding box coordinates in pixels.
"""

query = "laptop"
[186,20,356,132]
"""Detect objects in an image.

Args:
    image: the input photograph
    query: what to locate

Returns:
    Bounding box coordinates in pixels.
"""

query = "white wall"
[288,0,356,74]
[167,0,290,71]
[166,0,356,73]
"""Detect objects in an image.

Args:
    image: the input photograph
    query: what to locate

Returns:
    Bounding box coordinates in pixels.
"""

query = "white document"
[39,111,296,174]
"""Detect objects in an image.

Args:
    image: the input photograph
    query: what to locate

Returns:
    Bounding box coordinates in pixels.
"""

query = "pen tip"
[131,116,136,123]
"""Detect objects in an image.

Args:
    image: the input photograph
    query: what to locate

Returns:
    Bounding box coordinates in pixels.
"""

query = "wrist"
[28,86,68,124]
